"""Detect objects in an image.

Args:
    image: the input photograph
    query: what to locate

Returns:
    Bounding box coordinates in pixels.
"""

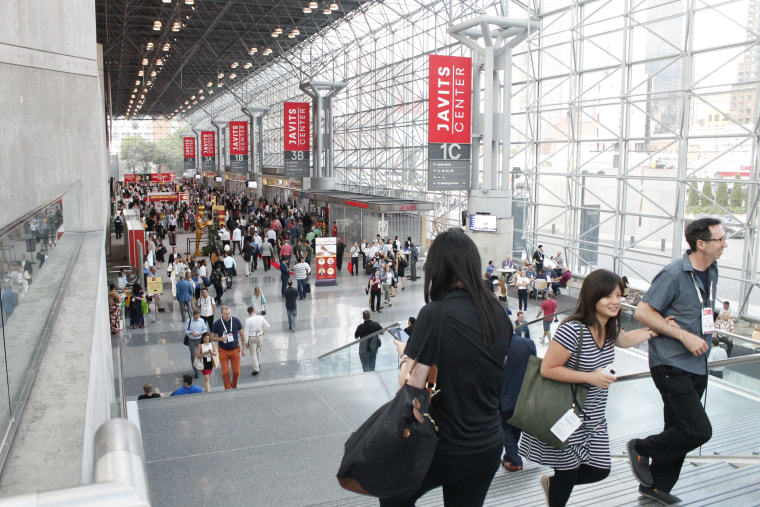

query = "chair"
[533,279,548,299]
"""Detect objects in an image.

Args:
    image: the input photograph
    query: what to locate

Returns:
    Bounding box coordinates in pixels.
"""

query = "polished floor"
[115,230,760,506]
[115,229,574,398]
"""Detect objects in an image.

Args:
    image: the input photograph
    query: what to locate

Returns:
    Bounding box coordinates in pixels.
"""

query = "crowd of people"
[115,183,732,505]
[113,181,422,394]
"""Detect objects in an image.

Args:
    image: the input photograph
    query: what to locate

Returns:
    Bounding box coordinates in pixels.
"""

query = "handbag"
[507,322,589,450]
[183,319,191,346]
[193,356,204,370]
[303,282,311,294]
[141,299,149,314]
[337,307,442,499]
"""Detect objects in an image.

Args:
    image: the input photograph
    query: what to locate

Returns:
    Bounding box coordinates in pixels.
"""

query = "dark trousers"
[547,465,609,507]
[370,290,381,311]
[263,256,271,270]
[358,349,376,372]
[500,411,522,466]
[351,257,359,275]
[379,445,501,507]
[517,289,528,310]
[638,365,711,493]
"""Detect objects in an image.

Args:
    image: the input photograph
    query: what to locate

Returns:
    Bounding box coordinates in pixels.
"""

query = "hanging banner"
[427,54,472,191]
[183,137,196,171]
[201,131,216,172]
[229,121,249,174]
[314,236,337,286]
[151,173,176,183]
[284,102,310,178]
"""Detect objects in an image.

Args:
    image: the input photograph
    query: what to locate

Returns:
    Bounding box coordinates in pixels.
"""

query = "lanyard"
[221,319,230,335]
[690,273,712,308]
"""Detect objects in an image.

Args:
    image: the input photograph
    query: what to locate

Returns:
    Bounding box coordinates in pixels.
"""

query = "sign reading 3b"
[428,54,471,191]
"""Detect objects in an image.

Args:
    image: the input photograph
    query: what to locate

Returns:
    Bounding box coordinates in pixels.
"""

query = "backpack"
[210,270,221,286]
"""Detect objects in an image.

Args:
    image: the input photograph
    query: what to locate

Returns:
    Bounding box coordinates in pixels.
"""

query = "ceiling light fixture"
[303,6,311,13]
[271,31,279,38]
[249,47,258,55]
[156,58,163,65]
[309,1,318,8]
[217,72,224,79]
[150,70,157,77]
[231,61,239,68]
[172,21,181,31]
[330,2,339,10]
[184,100,189,104]
[153,20,162,30]
[135,80,141,85]
[141,58,149,65]
[323,7,331,14]
[146,80,152,86]
[288,32,295,38]
[243,62,252,69]
[138,70,144,76]
[185,0,194,4]
[191,95,196,99]
[217,82,223,87]
[229,73,236,79]
[146,42,154,50]
[207,81,213,87]
[162,43,171,51]
[162,0,171,3]
[200,95,205,100]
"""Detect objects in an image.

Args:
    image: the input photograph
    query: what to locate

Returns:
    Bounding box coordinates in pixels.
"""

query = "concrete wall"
[0,0,113,496]
[0,0,108,232]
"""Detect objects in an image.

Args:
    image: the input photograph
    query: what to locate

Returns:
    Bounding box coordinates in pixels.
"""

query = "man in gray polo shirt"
[628,217,725,505]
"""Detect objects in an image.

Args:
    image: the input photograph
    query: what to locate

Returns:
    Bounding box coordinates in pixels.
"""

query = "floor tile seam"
[308,384,355,432]
[144,430,349,464]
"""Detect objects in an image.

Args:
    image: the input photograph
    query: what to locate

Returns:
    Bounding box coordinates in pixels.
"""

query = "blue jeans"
[297,279,307,299]
[287,308,297,329]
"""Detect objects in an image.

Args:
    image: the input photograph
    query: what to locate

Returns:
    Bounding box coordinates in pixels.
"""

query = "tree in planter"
[715,181,729,207]
[730,175,744,211]
[700,181,713,207]
[686,177,701,213]
[202,222,222,258]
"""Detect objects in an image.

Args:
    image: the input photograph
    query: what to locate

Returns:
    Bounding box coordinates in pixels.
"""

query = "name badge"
[551,408,582,443]
[702,308,715,335]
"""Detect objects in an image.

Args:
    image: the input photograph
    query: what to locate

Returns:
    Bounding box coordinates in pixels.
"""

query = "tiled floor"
[114,229,564,398]
[121,230,760,506]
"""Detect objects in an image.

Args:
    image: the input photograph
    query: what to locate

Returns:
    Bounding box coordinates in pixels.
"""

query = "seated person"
[171,374,203,396]
[551,267,572,295]
[531,269,549,299]
[524,263,536,280]
[502,256,515,270]
[486,260,497,280]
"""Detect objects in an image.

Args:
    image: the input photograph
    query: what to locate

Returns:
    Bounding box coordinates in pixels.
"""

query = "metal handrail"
[0,419,150,506]
[317,322,400,359]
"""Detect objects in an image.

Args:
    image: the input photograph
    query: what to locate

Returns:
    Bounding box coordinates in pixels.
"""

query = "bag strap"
[569,321,587,414]
[404,301,443,394]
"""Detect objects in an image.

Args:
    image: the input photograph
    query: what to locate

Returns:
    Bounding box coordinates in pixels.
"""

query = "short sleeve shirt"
[212,317,243,350]
[643,251,718,375]
[404,290,511,455]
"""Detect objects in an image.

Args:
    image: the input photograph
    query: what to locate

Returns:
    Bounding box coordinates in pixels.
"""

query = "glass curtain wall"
[179,0,758,319]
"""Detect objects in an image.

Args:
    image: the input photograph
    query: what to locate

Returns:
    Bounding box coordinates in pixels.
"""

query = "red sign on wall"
[428,55,472,144]
[284,102,310,151]
[229,121,248,155]
[183,137,196,158]
[150,173,176,183]
[201,131,216,157]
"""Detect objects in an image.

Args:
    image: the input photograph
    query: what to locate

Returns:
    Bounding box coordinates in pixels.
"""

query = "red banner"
[284,102,310,151]
[428,55,472,144]
[183,137,196,158]
[201,131,216,157]
[150,173,176,183]
[314,237,337,284]
[229,121,248,155]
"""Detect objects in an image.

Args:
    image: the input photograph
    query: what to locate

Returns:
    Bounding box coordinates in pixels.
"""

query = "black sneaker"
[627,439,653,487]
[638,485,681,505]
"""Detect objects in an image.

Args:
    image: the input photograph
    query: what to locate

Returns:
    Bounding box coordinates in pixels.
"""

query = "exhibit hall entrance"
[297,190,434,247]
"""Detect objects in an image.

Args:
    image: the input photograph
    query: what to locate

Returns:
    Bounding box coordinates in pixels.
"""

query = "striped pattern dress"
[519,321,614,470]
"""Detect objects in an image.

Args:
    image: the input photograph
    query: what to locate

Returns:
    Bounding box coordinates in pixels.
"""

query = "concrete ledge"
[0,232,113,496]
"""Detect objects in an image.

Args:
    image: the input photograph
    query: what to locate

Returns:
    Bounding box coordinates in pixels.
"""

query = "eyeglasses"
[703,236,727,244]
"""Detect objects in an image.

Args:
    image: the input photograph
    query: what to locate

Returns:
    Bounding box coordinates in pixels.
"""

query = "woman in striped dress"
[519,269,656,507]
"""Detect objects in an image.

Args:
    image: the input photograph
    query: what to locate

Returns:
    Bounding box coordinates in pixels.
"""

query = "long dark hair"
[562,269,622,344]
[424,228,505,345]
